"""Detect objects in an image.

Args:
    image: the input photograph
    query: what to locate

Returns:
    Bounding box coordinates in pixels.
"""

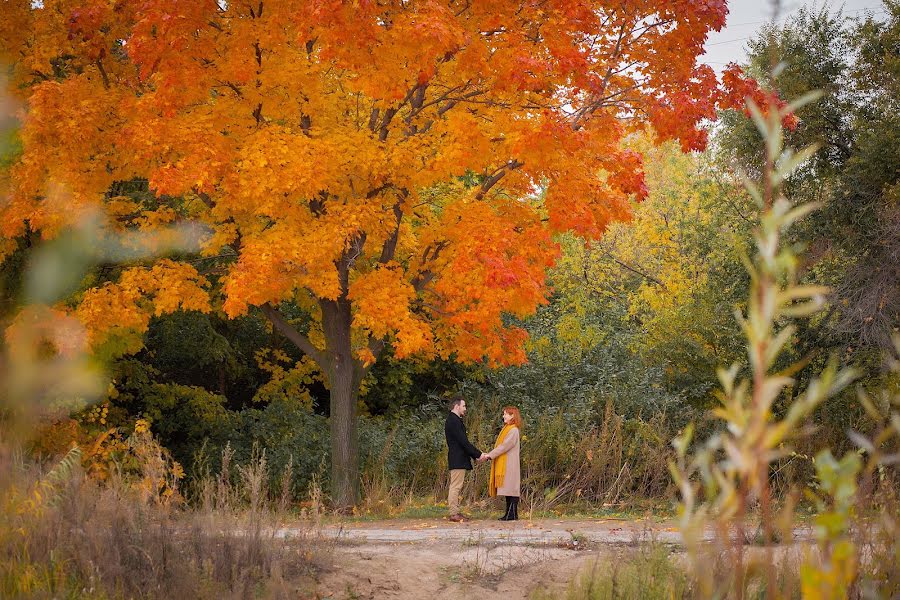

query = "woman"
[485,406,522,521]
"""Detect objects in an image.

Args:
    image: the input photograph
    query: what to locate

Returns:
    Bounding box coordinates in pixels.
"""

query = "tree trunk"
[328,349,359,509]
[262,233,384,510]
[321,291,362,509]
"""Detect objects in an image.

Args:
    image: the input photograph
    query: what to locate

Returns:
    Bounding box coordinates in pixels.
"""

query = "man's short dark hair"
[448,396,464,410]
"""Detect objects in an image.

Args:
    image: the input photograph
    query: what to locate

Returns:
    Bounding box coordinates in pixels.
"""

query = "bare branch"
[379,198,406,264]
[474,159,524,200]
[260,303,327,367]
[95,58,110,90]
[596,245,667,289]
[378,107,397,141]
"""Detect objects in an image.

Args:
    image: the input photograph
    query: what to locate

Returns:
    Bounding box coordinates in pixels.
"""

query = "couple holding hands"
[444,396,522,523]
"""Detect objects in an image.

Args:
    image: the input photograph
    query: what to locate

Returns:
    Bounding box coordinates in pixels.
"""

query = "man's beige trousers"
[448,469,466,515]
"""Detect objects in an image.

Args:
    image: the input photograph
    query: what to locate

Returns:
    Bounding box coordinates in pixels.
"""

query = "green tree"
[545,140,753,406]
[716,2,900,355]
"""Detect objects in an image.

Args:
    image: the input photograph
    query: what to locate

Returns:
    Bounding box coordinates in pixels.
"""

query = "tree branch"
[95,58,110,90]
[412,270,436,293]
[599,247,667,289]
[379,199,405,264]
[378,107,398,141]
[260,303,327,366]
[475,159,524,200]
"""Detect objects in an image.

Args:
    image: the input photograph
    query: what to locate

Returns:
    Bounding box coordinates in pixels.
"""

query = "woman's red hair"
[503,406,523,430]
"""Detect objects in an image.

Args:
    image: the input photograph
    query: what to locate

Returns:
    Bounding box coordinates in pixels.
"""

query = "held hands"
[477,453,490,463]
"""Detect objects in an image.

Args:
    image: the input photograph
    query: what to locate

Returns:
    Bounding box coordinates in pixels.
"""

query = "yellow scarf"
[489,424,516,497]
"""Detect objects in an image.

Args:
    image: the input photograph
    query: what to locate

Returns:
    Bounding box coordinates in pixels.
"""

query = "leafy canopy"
[1,0,764,369]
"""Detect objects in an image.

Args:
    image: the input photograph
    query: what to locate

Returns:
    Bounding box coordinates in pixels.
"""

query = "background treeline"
[10,5,899,510]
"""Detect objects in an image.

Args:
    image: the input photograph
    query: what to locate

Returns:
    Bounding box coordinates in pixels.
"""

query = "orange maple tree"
[1,0,772,505]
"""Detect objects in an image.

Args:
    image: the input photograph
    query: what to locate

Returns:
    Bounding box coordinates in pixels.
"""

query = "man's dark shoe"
[448,514,465,522]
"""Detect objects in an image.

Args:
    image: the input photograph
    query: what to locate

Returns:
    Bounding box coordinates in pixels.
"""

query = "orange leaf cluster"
[421,199,558,366]
[349,262,432,359]
[76,260,211,350]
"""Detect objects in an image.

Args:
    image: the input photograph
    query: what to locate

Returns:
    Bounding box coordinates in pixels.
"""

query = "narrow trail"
[280,517,811,545]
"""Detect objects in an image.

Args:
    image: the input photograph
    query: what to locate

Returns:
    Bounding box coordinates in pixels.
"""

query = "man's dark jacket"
[445,412,482,470]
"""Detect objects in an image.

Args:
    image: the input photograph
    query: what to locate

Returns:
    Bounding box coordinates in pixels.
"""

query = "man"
[444,396,487,522]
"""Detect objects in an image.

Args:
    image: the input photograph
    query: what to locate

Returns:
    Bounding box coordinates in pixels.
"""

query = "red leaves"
[607,150,649,200]
[67,3,110,60]
[721,64,798,130]
[127,0,219,113]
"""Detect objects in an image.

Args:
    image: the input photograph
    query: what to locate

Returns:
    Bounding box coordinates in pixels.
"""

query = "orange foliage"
[0,0,773,370]
[75,260,211,350]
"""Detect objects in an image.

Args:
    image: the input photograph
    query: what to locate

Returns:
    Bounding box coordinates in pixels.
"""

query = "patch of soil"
[315,541,604,599]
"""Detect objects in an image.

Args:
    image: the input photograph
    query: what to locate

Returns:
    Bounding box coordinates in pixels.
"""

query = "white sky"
[700,0,890,72]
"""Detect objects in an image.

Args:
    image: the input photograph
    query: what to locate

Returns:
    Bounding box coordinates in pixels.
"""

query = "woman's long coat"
[488,426,521,497]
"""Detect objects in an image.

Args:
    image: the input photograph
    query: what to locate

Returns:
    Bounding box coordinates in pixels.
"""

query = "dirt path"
[294,518,811,599]
[284,516,688,545]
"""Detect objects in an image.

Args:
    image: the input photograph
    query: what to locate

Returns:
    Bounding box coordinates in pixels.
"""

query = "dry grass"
[531,545,692,600]
[521,399,674,516]
[0,445,332,600]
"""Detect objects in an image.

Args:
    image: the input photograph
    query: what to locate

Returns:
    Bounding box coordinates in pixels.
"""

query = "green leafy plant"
[669,75,858,597]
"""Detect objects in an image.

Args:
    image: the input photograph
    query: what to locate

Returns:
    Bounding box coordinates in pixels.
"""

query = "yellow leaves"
[83,403,109,426]
[252,352,320,408]
[135,207,177,230]
[76,419,185,505]
[105,196,142,222]
[800,540,858,600]
[349,262,433,359]
[143,261,211,316]
[76,260,211,351]
[556,312,604,352]
[201,222,238,257]
[256,348,292,375]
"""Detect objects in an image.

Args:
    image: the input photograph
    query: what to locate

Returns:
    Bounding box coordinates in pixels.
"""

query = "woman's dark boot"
[499,496,512,521]
[508,497,519,521]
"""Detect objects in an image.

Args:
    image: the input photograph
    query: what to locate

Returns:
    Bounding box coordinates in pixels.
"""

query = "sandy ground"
[314,536,602,599]
[294,518,812,599]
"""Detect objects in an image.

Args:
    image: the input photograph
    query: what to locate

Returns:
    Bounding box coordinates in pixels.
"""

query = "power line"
[723,4,887,29]
[707,6,888,46]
